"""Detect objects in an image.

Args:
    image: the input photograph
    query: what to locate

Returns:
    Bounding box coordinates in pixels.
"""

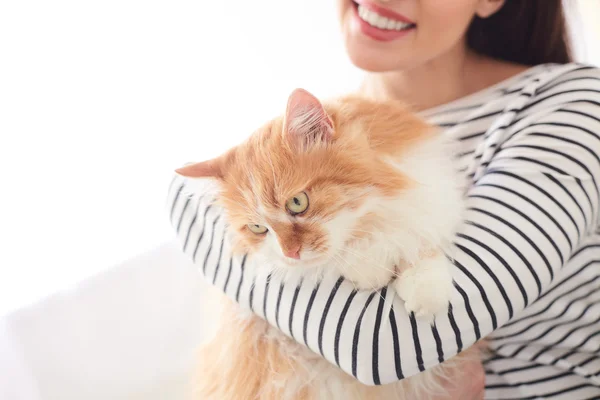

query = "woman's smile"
[350,0,416,42]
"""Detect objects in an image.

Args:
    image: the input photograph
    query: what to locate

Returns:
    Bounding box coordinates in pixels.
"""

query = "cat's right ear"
[175,158,223,179]
[283,88,334,150]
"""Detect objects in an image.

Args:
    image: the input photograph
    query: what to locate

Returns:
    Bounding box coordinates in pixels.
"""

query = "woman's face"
[337,0,500,72]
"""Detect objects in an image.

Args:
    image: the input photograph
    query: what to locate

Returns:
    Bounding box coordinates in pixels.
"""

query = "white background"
[0,0,598,315]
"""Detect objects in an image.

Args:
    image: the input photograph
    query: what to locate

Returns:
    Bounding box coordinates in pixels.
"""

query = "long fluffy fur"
[182,91,477,399]
[193,294,481,400]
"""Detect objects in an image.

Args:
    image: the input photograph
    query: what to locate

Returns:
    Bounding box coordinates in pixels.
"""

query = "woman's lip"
[353,0,415,24]
[351,4,415,42]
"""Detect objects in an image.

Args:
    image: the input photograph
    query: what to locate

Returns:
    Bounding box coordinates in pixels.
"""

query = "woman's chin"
[344,43,412,73]
[342,28,418,73]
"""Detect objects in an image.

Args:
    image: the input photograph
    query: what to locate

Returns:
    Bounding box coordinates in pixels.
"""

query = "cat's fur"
[177,89,473,399]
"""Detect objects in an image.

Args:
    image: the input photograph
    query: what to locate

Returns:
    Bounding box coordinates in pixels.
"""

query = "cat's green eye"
[286,192,309,215]
[247,224,268,234]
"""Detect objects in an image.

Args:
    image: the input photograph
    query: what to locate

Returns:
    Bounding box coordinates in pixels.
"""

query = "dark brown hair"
[467,0,573,65]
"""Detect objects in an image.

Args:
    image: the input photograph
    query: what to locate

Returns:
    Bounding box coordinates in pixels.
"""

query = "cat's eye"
[286,192,309,215]
[247,224,268,234]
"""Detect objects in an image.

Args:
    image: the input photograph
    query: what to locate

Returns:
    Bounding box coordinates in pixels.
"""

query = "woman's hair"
[467,0,573,65]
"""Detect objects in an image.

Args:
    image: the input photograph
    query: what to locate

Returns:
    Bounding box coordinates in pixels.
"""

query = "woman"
[169,0,600,398]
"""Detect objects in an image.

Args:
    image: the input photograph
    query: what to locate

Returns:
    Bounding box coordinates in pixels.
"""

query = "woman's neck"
[360,45,529,111]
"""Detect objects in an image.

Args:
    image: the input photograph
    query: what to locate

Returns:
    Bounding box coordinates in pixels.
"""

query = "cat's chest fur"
[325,137,465,291]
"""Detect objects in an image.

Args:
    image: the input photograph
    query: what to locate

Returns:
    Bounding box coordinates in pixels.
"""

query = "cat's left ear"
[175,158,223,179]
[283,88,334,148]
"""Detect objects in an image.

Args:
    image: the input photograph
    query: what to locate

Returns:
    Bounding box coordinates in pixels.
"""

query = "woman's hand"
[433,345,486,400]
[443,356,485,400]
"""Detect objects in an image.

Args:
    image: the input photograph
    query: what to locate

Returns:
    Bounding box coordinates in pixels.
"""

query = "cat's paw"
[394,253,453,322]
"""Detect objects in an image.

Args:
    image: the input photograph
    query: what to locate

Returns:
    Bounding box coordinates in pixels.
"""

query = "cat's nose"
[283,245,301,260]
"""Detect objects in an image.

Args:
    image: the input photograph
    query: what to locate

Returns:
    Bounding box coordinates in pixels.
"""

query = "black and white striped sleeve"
[167,80,600,387]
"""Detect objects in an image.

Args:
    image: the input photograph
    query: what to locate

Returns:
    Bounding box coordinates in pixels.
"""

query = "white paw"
[394,253,454,321]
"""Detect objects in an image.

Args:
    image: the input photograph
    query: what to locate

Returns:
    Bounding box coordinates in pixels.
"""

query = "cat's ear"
[175,158,223,179]
[283,88,334,148]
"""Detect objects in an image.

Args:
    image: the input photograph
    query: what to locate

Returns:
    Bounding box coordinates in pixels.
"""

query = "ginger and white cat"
[177,88,471,399]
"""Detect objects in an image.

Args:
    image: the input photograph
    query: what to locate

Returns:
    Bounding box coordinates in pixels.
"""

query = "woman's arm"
[168,81,600,385]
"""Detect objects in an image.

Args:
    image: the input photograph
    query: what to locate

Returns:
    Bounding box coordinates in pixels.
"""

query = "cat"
[176,88,476,399]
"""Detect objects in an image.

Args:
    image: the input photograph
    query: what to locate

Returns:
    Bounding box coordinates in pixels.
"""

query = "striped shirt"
[167,62,600,399]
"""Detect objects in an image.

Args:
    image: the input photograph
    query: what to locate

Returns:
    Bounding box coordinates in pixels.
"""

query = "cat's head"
[176,89,417,269]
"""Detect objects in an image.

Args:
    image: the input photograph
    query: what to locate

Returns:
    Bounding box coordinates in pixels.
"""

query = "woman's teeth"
[357,5,414,31]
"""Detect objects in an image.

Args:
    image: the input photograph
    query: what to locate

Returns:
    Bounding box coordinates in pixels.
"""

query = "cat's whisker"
[336,246,376,263]
[332,254,354,282]
[369,264,402,280]
[335,249,374,268]
[332,254,358,291]
[333,250,387,301]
